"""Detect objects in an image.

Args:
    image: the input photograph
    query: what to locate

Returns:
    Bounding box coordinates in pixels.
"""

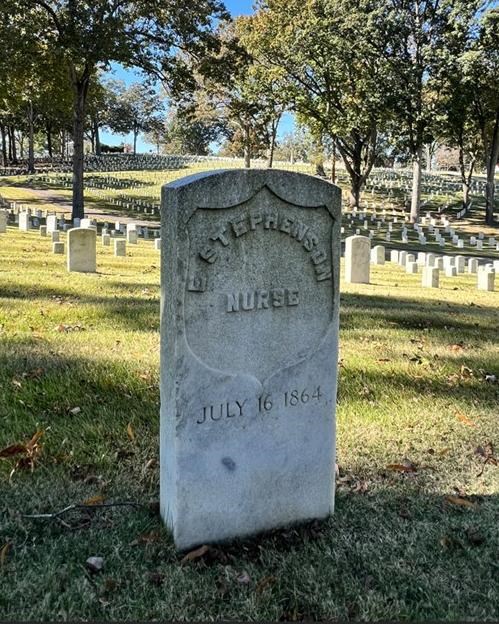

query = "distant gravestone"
[468,258,478,273]
[345,235,370,284]
[160,169,341,550]
[114,239,126,257]
[370,245,385,265]
[127,229,138,244]
[0,211,6,233]
[67,228,96,273]
[477,268,495,291]
[102,233,111,246]
[19,212,30,231]
[422,266,439,288]
[53,242,64,254]
[51,231,60,243]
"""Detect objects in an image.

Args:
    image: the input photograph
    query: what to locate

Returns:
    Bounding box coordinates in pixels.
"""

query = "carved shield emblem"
[183,187,335,383]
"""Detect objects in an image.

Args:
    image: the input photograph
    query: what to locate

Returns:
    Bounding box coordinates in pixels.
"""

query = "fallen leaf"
[0,444,27,459]
[387,459,417,473]
[445,495,476,509]
[449,343,464,352]
[255,575,277,593]
[455,411,476,427]
[127,423,135,442]
[69,407,81,415]
[83,495,105,506]
[181,544,210,564]
[0,543,10,567]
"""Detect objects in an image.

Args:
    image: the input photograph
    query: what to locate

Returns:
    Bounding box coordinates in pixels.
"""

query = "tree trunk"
[349,178,362,209]
[94,120,101,157]
[71,74,91,220]
[133,125,138,155]
[47,123,53,159]
[410,144,423,222]
[267,129,276,168]
[0,125,6,166]
[484,111,499,226]
[61,129,65,159]
[7,126,12,162]
[27,101,35,174]
[10,126,17,163]
[331,138,337,184]
[243,124,251,169]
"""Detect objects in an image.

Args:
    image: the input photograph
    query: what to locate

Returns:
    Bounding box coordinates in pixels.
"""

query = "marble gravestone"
[160,169,341,550]
[67,227,96,273]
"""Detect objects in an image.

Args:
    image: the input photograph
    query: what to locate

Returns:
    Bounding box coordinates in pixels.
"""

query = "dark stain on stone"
[222,457,236,471]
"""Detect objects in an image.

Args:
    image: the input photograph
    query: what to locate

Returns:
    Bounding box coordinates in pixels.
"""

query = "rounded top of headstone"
[162,169,341,221]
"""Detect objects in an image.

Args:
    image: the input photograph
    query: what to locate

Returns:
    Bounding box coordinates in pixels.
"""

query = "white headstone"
[345,235,370,284]
[19,213,30,231]
[67,228,96,273]
[114,239,126,257]
[422,266,439,288]
[468,258,478,274]
[160,169,341,550]
[370,245,385,265]
[406,261,418,274]
[477,269,495,291]
[0,211,6,234]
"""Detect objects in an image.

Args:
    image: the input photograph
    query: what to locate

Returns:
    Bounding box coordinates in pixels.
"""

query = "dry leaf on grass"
[255,575,277,593]
[0,543,10,567]
[445,495,477,509]
[181,544,210,564]
[387,459,417,473]
[455,411,476,427]
[82,495,106,506]
[0,444,27,459]
[127,423,135,441]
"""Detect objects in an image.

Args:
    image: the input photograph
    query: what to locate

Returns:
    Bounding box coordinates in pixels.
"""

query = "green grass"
[1,224,498,621]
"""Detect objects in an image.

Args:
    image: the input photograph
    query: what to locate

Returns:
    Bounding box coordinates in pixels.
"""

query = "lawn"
[0,221,498,621]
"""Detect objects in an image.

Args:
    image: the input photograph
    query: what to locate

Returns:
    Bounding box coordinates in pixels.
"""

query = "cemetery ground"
[1,223,498,621]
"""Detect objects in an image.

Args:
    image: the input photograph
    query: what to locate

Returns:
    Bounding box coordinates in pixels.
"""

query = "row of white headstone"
[344,236,496,291]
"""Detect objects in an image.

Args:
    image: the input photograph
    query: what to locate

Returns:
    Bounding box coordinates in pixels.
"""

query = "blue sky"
[100,0,294,153]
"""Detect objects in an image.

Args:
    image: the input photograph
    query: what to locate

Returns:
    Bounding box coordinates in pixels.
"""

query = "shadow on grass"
[0,462,498,620]
[340,292,498,336]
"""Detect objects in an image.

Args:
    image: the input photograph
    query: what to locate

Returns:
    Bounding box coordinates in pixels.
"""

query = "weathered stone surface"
[422,266,439,288]
[345,235,370,284]
[477,269,495,291]
[468,258,478,273]
[160,169,341,550]
[370,245,385,265]
[127,229,138,244]
[114,239,126,256]
[46,215,57,233]
[19,212,30,231]
[51,231,60,243]
[406,261,418,274]
[67,228,96,273]
[0,211,6,233]
[53,242,64,254]
[102,233,111,246]
[40,225,47,237]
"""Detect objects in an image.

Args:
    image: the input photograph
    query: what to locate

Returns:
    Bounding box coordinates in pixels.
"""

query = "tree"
[462,7,499,225]
[383,0,487,221]
[3,0,227,219]
[106,82,165,155]
[159,107,223,155]
[243,0,395,208]
[187,19,286,169]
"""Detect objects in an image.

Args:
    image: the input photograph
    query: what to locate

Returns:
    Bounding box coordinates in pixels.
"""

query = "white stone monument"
[67,228,96,273]
[345,235,370,284]
[160,169,341,550]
